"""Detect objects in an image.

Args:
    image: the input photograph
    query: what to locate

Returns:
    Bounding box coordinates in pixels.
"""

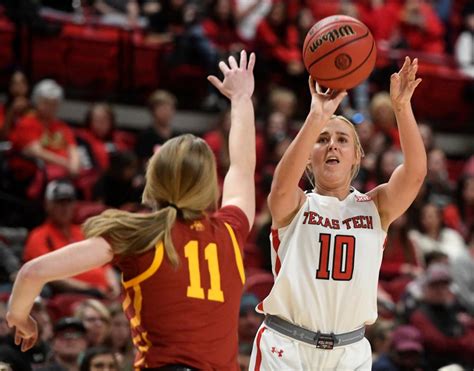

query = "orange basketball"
[302,15,376,90]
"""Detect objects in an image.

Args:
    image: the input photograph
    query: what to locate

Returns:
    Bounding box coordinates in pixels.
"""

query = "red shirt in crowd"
[255,20,300,64]
[399,3,445,53]
[8,113,76,179]
[114,206,249,370]
[23,221,110,291]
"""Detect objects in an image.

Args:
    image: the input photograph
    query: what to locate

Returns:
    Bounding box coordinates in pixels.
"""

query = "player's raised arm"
[6,238,113,351]
[368,57,427,230]
[208,50,256,228]
[268,79,347,228]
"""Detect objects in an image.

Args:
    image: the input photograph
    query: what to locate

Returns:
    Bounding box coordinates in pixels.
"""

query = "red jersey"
[8,112,76,179]
[114,206,249,370]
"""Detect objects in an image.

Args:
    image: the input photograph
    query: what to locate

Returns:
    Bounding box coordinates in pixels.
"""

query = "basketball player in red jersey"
[7,50,256,371]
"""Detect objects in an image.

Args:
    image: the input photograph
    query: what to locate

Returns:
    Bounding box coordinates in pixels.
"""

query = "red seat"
[132,34,162,91]
[31,35,68,83]
[63,24,120,93]
[0,17,15,70]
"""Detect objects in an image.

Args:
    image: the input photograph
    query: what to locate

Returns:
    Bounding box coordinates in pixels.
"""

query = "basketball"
[302,15,376,90]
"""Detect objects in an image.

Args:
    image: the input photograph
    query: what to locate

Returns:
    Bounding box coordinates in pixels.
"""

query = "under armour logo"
[271,347,284,357]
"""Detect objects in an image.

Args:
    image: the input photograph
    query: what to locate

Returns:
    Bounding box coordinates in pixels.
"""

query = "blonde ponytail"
[83,134,219,266]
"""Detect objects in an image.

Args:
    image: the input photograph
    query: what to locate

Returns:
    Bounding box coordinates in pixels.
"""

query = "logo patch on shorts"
[271,347,284,357]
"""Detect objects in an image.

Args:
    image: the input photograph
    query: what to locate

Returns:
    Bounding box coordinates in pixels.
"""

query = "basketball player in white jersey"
[249,57,426,370]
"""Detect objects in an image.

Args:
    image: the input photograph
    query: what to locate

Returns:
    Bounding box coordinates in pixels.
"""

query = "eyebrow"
[319,131,350,137]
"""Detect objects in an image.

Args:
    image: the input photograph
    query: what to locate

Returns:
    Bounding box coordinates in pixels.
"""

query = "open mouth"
[325,157,340,165]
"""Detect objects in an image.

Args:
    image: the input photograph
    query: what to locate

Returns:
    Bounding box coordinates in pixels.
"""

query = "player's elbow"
[18,260,48,284]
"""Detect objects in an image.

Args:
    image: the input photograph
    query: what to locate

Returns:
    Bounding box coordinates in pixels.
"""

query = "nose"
[328,137,338,150]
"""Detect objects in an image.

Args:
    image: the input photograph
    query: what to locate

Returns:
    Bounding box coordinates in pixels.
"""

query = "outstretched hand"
[308,77,347,121]
[6,312,38,352]
[208,50,256,100]
[390,56,422,108]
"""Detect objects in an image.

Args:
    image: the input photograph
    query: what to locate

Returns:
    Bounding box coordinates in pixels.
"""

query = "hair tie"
[167,203,179,211]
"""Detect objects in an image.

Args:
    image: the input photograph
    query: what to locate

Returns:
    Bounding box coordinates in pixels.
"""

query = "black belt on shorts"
[142,365,198,371]
[264,315,365,350]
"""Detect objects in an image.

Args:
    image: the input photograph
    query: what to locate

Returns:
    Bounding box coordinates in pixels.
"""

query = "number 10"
[316,234,355,281]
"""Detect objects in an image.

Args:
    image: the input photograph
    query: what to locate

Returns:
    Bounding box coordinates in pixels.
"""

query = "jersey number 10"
[316,234,355,281]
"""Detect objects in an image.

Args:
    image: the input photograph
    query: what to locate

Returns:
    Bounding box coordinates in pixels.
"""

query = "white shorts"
[248,323,372,371]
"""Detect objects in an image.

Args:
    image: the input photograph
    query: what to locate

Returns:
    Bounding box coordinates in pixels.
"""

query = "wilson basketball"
[302,15,376,90]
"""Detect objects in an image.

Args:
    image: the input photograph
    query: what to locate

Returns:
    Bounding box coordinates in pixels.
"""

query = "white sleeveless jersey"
[258,189,386,334]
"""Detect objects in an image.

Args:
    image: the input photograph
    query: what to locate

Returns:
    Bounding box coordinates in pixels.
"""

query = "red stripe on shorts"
[254,326,267,371]
[271,229,282,275]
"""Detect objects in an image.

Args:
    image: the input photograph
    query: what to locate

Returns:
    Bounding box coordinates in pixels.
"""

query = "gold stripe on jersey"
[123,242,164,288]
[130,285,143,327]
[224,223,245,284]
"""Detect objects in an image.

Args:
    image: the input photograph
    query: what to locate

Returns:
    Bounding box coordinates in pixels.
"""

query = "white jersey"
[258,189,386,334]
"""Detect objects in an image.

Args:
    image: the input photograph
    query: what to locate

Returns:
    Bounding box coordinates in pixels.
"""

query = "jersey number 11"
[316,234,355,281]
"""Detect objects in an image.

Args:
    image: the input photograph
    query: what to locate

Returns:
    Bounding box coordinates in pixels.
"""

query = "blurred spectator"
[418,122,436,153]
[450,252,474,317]
[233,0,272,42]
[408,263,474,369]
[426,148,454,206]
[399,0,445,53]
[366,319,394,363]
[255,1,303,78]
[8,80,81,199]
[32,297,54,345]
[104,303,133,369]
[75,103,120,200]
[23,180,120,297]
[204,108,231,185]
[448,174,474,239]
[0,344,31,371]
[0,241,20,294]
[267,87,297,122]
[134,90,178,168]
[369,92,400,150]
[455,3,474,78]
[0,302,26,368]
[366,148,403,191]
[372,325,426,371]
[238,293,263,358]
[93,151,142,208]
[202,0,245,58]
[409,202,469,262]
[0,71,31,141]
[146,0,222,109]
[79,346,119,371]
[37,317,88,371]
[76,103,119,173]
[74,299,111,348]
[380,214,422,302]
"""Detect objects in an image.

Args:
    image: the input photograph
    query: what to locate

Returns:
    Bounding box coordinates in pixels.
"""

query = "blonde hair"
[148,89,177,109]
[83,134,219,266]
[74,299,111,323]
[306,115,364,187]
[370,92,394,121]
